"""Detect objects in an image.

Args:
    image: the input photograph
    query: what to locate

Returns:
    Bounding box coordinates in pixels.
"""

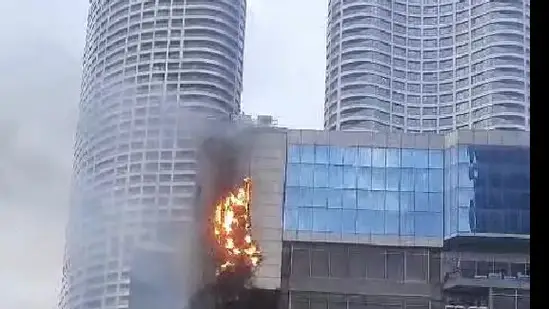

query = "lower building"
[127,128,529,309]
[242,129,529,309]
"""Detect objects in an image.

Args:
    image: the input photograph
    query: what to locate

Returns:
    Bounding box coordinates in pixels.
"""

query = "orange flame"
[213,178,262,275]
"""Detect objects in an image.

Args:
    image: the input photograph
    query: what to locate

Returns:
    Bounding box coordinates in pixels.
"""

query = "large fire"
[213,177,262,277]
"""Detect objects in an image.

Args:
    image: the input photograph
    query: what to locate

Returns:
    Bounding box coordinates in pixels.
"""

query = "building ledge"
[443,235,529,253]
[289,277,439,298]
[443,274,530,291]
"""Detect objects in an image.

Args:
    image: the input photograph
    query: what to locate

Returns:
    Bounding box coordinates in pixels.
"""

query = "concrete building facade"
[60,0,247,308]
[324,0,530,132]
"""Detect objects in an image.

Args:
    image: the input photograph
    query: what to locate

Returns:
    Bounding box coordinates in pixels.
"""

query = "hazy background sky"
[0,0,327,307]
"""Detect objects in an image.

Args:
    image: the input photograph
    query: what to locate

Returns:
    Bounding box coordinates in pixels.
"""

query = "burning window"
[213,177,262,278]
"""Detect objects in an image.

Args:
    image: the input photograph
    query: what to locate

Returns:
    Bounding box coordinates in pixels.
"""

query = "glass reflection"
[285,143,529,239]
[284,144,444,239]
[444,145,530,238]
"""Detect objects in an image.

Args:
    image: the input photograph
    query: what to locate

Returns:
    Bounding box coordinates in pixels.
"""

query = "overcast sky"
[0,0,327,308]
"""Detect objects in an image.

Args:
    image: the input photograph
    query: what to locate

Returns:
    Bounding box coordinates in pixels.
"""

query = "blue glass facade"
[284,144,444,238]
[444,145,530,238]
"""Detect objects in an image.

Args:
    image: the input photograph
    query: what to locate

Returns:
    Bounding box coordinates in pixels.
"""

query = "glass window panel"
[288,145,301,163]
[450,165,459,188]
[312,208,329,232]
[402,149,415,168]
[487,209,505,234]
[400,191,414,211]
[343,166,357,188]
[385,191,400,211]
[372,168,386,190]
[357,210,384,234]
[400,168,414,191]
[286,163,300,186]
[365,248,386,279]
[385,210,400,234]
[315,145,329,164]
[458,188,473,207]
[300,187,314,207]
[414,212,437,237]
[357,147,372,166]
[406,252,427,281]
[342,189,357,209]
[505,210,520,234]
[458,207,472,233]
[290,292,310,309]
[520,210,530,233]
[444,168,451,191]
[356,210,371,234]
[357,167,372,189]
[357,190,373,210]
[329,146,344,165]
[344,147,358,166]
[444,148,451,167]
[386,251,404,280]
[313,164,329,187]
[311,250,329,277]
[448,205,458,236]
[458,163,474,188]
[414,169,429,192]
[450,147,458,165]
[329,247,349,278]
[510,263,526,277]
[476,260,491,276]
[517,294,529,309]
[459,260,476,278]
[327,189,343,209]
[284,208,299,230]
[428,192,443,212]
[285,187,300,207]
[429,254,441,284]
[371,210,385,234]
[372,148,386,167]
[342,209,357,233]
[300,164,314,187]
[413,149,429,168]
[414,192,429,211]
[386,148,401,167]
[429,149,444,168]
[301,145,315,163]
[386,168,400,191]
[458,146,469,163]
[326,209,342,233]
[400,212,415,236]
[349,248,367,278]
[297,208,313,230]
[371,190,385,211]
[312,187,329,208]
[432,212,443,237]
[428,168,444,192]
[329,165,344,188]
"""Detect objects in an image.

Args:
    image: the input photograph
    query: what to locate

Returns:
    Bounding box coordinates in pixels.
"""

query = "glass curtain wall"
[284,144,444,239]
[443,145,530,238]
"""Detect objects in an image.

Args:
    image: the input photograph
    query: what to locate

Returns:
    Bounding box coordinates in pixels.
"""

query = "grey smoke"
[127,110,264,309]
[0,40,79,309]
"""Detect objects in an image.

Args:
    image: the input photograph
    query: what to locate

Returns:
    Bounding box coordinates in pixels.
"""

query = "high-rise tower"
[60,1,246,308]
[324,0,529,132]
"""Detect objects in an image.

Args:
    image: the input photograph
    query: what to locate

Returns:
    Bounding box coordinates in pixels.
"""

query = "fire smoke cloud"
[127,108,265,309]
[157,109,264,309]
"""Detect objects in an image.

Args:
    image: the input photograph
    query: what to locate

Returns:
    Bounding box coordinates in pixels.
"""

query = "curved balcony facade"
[325,0,530,132]
[60,1,246,309]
